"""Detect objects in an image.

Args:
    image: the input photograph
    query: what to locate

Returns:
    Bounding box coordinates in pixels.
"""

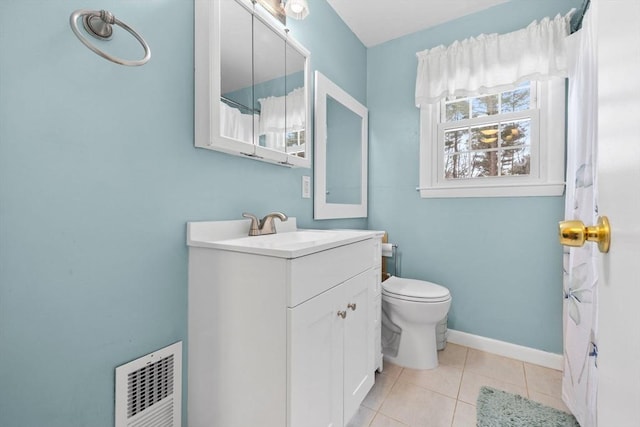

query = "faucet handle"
[242,212,260,236]
[261,212,288,223]
[259,212,288,235]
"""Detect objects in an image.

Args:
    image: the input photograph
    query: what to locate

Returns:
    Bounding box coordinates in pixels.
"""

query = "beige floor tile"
[369,413,409,427]
[528,390,573,414]
[438,343,468,369]
[347,405,377,427]
[458,371,528,405]
[524,362,563,398]
[368,344,573,427]
[451,401,477,427]
[380,360,404,381]
[363,370,401,411]
[398,364,463,399]
[464,348,526,387]
[379,380,456,427]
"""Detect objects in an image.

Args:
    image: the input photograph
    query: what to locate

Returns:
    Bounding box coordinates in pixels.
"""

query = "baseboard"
[447,329,563,370]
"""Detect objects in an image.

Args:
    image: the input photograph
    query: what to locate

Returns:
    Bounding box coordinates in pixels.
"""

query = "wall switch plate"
[302,176,311,198]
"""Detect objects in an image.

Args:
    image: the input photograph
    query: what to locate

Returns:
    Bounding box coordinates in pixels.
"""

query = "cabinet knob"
[347,303,357,311]
[337,310,347,319]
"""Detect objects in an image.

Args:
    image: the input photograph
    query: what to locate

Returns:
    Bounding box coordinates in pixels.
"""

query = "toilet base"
[383,322,439,370]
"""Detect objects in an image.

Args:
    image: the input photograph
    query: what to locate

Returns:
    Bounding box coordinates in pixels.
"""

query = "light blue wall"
[367,0,581,353]
[0,1,365,426]
[1,0,583,424]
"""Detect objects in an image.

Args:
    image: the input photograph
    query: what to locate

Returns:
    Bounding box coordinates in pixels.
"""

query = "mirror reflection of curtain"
[258,87,305,150]
[219,101,259,145]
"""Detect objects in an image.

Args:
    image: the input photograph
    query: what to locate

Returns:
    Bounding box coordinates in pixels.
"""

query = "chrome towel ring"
[69,9,151,66]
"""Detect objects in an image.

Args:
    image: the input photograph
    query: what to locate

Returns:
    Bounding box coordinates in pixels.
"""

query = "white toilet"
[382,276,451,370]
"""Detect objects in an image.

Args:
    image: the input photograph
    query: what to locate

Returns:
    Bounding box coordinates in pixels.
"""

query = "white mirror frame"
[314,71,368,219]
[194,0,311,168]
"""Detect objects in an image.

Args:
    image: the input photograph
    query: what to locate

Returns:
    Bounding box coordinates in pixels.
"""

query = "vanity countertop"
[187,219,382,259]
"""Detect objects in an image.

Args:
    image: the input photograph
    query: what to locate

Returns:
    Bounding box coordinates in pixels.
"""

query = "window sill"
[418,182,565,198]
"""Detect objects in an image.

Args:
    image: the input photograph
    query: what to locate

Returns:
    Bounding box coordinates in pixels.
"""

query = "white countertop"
[187,218,382,258]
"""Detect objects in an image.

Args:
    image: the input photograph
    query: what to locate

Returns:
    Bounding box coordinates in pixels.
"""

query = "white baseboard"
[447,329,563,370]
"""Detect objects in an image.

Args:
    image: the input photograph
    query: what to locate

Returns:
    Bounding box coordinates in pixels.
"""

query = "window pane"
[471,124,499,150]
[470,150,499,177]
[445,100,469,121]
[471,94,499,118]
[501,119,530,147]
[444,153,469,179]
[501,82,531,113]
[444,128,469,154]
[500,146,531,176]
[286,130,305,156]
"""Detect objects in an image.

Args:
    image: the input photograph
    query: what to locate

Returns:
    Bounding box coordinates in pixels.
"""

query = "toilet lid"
[382,276,450,302]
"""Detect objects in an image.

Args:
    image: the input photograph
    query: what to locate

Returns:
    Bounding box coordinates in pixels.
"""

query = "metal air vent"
[115,341,182,427]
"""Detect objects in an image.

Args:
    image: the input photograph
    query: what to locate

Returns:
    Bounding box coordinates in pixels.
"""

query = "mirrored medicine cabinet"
[314,71,368,219]
[195,0,311,167]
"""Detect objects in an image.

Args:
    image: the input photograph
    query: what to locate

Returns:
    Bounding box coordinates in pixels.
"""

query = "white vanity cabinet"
[289,268,376,426]
[187,221,382,427]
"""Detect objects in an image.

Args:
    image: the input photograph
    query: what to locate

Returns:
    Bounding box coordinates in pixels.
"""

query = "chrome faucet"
[242,212,288,236]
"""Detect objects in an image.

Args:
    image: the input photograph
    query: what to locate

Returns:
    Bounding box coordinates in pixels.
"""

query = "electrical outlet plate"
[302,176,311,198]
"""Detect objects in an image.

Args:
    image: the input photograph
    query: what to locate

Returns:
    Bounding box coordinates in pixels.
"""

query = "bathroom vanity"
[187,219,383,427]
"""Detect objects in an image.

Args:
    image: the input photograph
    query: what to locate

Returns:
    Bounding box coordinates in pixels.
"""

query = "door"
[288,285,343,427]
[595,0,640,424]
[342,271,375,424]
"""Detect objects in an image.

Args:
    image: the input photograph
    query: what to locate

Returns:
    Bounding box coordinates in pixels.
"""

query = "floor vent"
[115,341,182,427]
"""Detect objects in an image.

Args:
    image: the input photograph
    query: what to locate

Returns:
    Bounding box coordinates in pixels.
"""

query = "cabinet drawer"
[288,239,376,307]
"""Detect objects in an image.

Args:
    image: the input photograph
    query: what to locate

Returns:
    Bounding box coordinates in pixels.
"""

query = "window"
[442,82,534,180]
[286,130,306,157]
[419,78,566,198]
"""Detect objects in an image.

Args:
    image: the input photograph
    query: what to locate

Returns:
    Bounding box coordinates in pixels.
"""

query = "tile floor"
[348,343,570,427]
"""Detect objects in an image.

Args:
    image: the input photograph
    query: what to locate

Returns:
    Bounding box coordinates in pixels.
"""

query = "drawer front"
[288,239,376,307]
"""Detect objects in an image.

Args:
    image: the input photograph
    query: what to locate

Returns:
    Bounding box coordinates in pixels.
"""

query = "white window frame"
[418,78,566,198]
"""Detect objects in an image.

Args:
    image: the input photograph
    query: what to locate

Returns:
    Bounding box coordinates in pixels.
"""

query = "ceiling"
[326,0,510,47]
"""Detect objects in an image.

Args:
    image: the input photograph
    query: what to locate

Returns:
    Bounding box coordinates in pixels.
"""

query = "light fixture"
[480,128,499,136]
[502,127,520,142]
[283,0,309,20]
[480,137,498,144]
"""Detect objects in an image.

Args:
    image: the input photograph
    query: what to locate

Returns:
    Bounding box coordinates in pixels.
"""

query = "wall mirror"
[314,71,368,219]
[195,0,310,167]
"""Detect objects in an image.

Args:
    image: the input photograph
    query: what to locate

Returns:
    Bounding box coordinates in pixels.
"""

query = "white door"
[342,271,375,424]
[595,0,640,425]
[288,285,343,427]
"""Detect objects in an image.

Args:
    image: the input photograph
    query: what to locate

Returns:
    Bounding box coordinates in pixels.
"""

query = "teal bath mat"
[477,386,580,427]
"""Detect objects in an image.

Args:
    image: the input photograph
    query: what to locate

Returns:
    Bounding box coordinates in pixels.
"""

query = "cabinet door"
[288,286,343,427]
[342,271,375,423]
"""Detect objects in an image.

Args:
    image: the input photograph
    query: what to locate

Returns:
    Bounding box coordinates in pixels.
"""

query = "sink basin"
[224,230,337,246]
[188,222,378,258]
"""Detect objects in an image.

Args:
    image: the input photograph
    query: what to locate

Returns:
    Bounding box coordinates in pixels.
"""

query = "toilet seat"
[382,276,451,303]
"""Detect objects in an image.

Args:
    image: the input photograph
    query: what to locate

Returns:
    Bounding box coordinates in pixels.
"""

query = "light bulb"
[284,0,309,19]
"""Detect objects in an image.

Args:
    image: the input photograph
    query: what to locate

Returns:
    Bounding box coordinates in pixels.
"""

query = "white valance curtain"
[258,87,306,134]
[219,101,258,145]
[415,11,573,107]
[257,87,306,150]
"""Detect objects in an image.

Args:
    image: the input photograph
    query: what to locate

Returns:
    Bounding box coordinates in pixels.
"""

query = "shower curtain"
[562,7,598,427]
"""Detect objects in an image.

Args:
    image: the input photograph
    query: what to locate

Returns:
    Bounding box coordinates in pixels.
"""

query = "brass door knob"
[558,216,610,253]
